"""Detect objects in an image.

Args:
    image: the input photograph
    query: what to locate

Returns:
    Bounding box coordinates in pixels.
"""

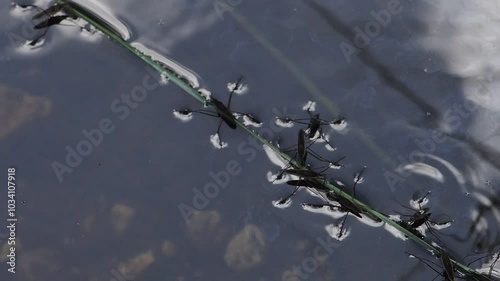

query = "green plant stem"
[56,0,480,276]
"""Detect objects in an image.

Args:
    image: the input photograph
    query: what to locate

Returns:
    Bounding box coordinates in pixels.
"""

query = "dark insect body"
[275,104,343,149]
[275,128,345,184]
[285,168,324,179]
[294,168,367,238]
[441,250,456,281]
[395,191,452,243]
[406,208,432,229]
[32,3,65,19]
[174,76,261,147]
[464,253,500,281]
[24,1,125,46]
[210,95,238,130]
[286,179,329,192]
[34,15,74,29]
[406,250,455,281]
[297,129,307,166]
[307,113,322,138]
[326,192,363,218]
[274,166,328,205]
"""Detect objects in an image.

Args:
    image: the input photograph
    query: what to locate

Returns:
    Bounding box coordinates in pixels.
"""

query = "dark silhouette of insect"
[441,250,456,281]
[16,3,73,45]
[406,249,457,281]
[307,113,325,139]
[484,253,499,280]
[275,180,301,206]
[414,249,499,281]
[276,176,339,206]
[282,129,345,167]
[21,1,124,46]
[328,168,367,238]
[275,104,343,147]
[297,129,307,166]
[286,179,330,192]
[301,190,363,239]
[325,179,364,239]
[326,192,363,218]
[398,202,431,230]
[395,191,452,243]
[272,146,340,205]
[464,252,500,281]
[308,167,366,217]
[273,166,329,205]
[299,169,367,238]
[274,128,345,182]
[274,126,335,180]
[34,15,74,29]
[285,168,325,178]
[174,76,261,147]
[31,3,66,19]
[465,273,496,281]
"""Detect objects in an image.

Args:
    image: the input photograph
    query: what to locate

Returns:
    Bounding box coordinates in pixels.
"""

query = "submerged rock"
[110,203,135,233]
[0,84,51,139]
[186,210,224,245]
[161,240,176,257]
[116,250,155,277]
[224,224,266,271]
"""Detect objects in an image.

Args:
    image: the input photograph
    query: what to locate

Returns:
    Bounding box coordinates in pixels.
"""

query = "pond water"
[1,0,499,280]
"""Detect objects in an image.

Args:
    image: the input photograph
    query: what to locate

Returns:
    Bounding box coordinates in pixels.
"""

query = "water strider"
[274,166,329,205]
[273,145,366,226]
[271,128,340,202]
[395,191,453,243]
[485,254,499,279]
[34,15,75,29]
[284,168,326,178]
[174,76,261,147]
[288,169,368,238]
[407,248,500,281]
[288,128,346,167]
[21,1,125,46]
[286,179,329,192]
[275,180,301,206]
[441,250,456,281]
[31,3,66,19]
[464,252,500,281]
[17,3,73,45]
[300,190,364,239]
[274,128,345,182]
[325,192,364,219]
[397,192,432,229]
[273,145,339,205]
[275,103,344,147]
[406,249,457,281]
[325,173,367,238]
[307,168,366,219]
[297,129,307,166]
